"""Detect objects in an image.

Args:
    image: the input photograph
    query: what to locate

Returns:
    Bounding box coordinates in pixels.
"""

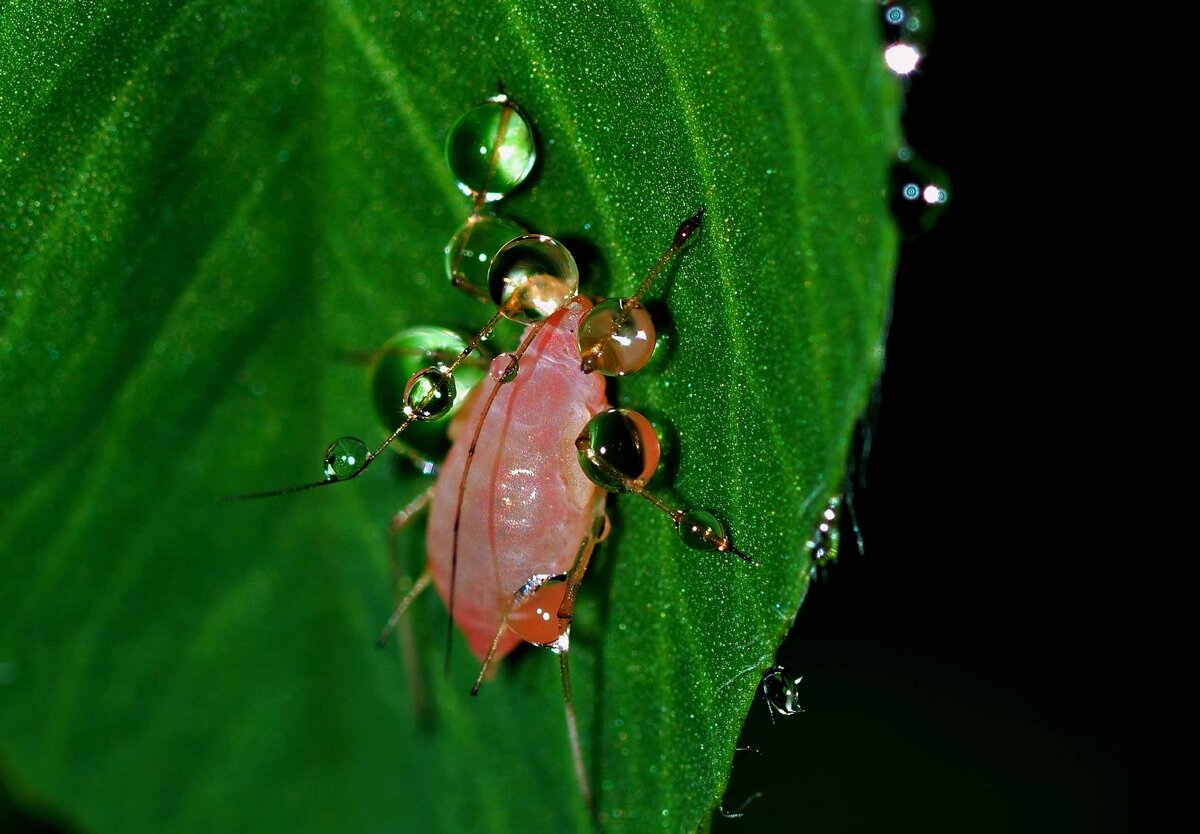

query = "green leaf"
[0,1,898,831]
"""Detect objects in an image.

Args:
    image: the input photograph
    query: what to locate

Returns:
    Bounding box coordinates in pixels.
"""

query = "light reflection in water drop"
[885,42,921,75]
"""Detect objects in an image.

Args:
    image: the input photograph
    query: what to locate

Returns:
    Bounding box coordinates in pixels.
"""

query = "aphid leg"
[556,636,594,817]
[376,571,432,649]
[388,442,441,478]
[375,486,437,721]
[377,485,436,647]
[575,421,758,565]
[469,624,509,696]
[550,506,606,817]
[334,343,489,370]
[579,206,704,375]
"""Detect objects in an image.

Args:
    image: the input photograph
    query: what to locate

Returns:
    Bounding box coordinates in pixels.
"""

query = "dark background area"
[717,3,1136,832]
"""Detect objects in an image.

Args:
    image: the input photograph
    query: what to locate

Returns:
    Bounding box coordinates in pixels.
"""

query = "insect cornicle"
[234,90,756,812]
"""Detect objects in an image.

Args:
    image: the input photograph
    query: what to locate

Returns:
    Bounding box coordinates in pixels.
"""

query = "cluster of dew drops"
[315,93,746,560]
[880,1,950,225]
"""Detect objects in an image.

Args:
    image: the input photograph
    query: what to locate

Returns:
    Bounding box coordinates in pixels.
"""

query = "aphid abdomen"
[426,299,607,661]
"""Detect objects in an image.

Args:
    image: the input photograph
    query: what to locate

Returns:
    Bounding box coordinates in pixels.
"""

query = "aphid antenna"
[575,440,758,566]
[630,204,705,305]
[579,206,706,374]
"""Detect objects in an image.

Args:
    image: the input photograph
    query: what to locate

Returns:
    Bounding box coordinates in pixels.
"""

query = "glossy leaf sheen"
[0,2,898,832]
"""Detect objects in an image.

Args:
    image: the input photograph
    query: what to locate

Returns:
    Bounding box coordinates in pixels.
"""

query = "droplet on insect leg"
[371,327,485,456]
[403,366,457,420]
[445,96,536,201]
[674,508,728,551]
[445,215,526,296]
[577,298,656,376]
[488,234,579,323]
[324,437,368,481]
[507,576,571,646]
[575,408,660,492]
[489,352,519,383]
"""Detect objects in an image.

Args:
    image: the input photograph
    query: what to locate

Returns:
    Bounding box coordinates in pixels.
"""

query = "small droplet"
[324,437,368,480]
[403,366,457,420]
[807,495,841,564]
[370,327,484,456]
[761,665,804,717]
[892,149,950,235]
[882,2,932,43]
[675,508,727,552]
[445,215,526,296]
[445,96,536,201]
[489,352,519,383]
[576,408,660,492]
[577,298,657,376]
[488,234,579,323]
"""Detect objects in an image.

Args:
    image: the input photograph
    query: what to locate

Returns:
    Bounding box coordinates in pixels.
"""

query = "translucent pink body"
[426,299,608,661]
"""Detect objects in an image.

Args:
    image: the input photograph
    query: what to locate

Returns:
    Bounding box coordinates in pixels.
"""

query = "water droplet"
[806,495,841,564]
[488,234,579,323]
[576,408,660,492]
[445,215,526,297]
[577,298,657,376]
[445,96,536,202]
[881,1,932,42]
[892,148,950,234]
[884,42,921,74]
[761,665,804,717]
[922,184,948,204]
[370,327,484,455]
[489,352,519,383]
[675,508,727,552]
[403,366,457,420]
[324,436,368,480]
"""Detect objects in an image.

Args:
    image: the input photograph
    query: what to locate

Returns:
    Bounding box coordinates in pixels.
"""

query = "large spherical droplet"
[445,97,536,201]
[324,437,368,481]
[371,328,484,454]
[488,234,579,323]
[577,298,657,376]
[445,215,526,297]
[575,408,660,492]
[675,508,727,551]
[403,366,457,420]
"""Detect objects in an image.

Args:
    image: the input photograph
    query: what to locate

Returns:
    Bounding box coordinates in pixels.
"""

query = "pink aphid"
[426,298,606,662]
[235,208,747,813]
